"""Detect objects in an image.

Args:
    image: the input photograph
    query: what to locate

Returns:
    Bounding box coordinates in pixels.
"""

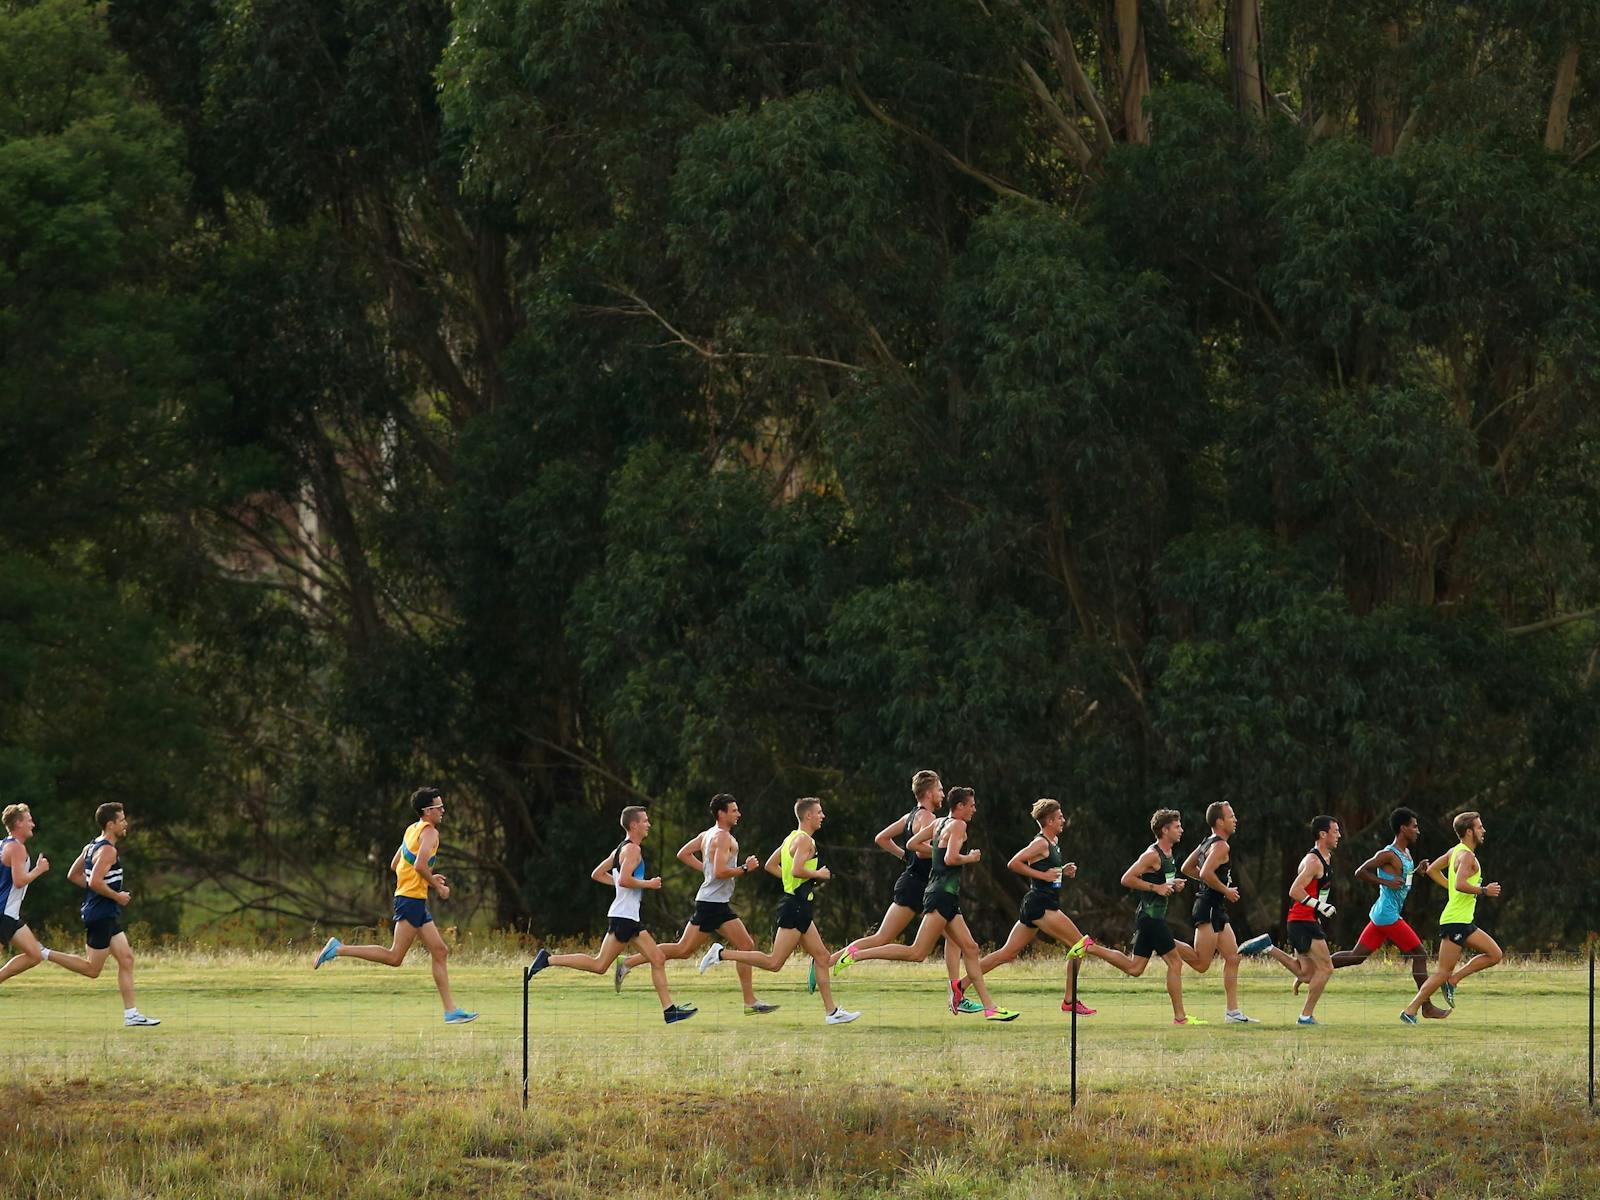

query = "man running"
[1401,810,1504,1024]
[313,787,479,1025]
[832,770,944,967]
[613,793,778,1014]
[0,804,56,989]
[1077,809,1210,1025]
[1329,806,1448,1019]
[947,799,1094,1015]
[527,805,697,1024]
[1180,801,1293,1023]
[834,787,1019,1021]
[45,803,160,1025]
[1282,815,1341,1026]
[698,798,859,1024]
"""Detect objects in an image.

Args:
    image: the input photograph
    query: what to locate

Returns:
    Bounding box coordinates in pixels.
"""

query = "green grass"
[3,948,1596,1197]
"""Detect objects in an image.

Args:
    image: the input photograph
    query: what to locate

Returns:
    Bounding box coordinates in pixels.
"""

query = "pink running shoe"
[1061,999,1096,1016]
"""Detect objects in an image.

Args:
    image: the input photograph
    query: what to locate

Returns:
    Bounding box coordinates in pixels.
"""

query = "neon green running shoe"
[1173,1015,1210,1026]
[832,943,858,977]
[983,1007,1021,1022]
[1067,935,1095,960]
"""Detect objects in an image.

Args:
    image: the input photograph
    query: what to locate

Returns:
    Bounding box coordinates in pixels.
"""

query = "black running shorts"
[690,900,737,932]
[1133,915,1176,959]
[607,917,645,942]
[922,891,961,922]
[1440,922,1480,947]
[1287,919,1325,954]
[0,915,21,946]
[85,915,124,951]
[891,866,927,911]
[1018,890,1060,929]
[1192,893,1230,932]
[776,895,814,931]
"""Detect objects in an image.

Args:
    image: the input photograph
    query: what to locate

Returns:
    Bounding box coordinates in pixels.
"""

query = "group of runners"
[0,772,1506,1029]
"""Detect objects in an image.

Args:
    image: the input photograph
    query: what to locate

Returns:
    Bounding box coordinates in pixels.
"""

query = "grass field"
[2,947,1595,1197]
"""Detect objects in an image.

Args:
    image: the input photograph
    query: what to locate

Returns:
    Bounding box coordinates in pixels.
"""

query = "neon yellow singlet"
[394,820,434,899]
[780,829,817,897]
[1438,843,1480,925]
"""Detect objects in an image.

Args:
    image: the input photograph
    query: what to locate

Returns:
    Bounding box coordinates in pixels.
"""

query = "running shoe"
[1441,980,1456,1009]
[947,978,966,1015]
[314,936,341,969]
[613,958,630,993]
[1173,1016,1209,1026]
[826,1007,861,1025]
[444,1008,479,1025]
[698,943,723,974]
[744,1001,780,1015]
[1061,999,1096,1016]
[1238,933,1273,956]
[1399,1011,1418,1025]
[663,1004,697,1024]
[123,1012,161,1027]
[956,997,984,1015]
[1224,1009,1259,1024]
[526,948,550,979]
[983,1007,1020,1022]
[832,943,858,977]
[1296,1014,1320,1026]
[1066,935,1094,960]
[807,960,816,994]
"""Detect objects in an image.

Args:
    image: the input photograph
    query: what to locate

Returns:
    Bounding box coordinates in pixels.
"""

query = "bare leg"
[1163,950,1188,1021]
[720,927,803,973]
[624,919,698,968]
[832,903,916,964]
[547,932,625,974]
[946,916,997,1010]
[415,921,459,1012]
[337,920,420,967]
[1403,940,1463,1017]
[1330,946,1372,969]
[1297,939,1334,1018]
[1218,926,1242,1011]
[0,925,45,985]
[1405,950,1449,1018]
[959,924,1035,989]
[1086,944,1151,977]
[714,919,763,1004]
[850,915,947,964]
[629,932,673,1008]
[1448,931,1503,985]
[1189,924,1219,975]
[799,925,838,1012]
[110,936,137,1009]
[43,945,110,980]
[1033,911,1086,1002]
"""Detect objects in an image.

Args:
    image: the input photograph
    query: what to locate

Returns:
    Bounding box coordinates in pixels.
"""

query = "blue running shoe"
[1399,1011,1418,1025]
[1238,934,1273,957]
[444,1008,478,1024]
[526,948,550,979]
[1441,980,1456,1009]
[314,936,341,969]
[1296,1014,1320,1026]
[663,1004,697,1024]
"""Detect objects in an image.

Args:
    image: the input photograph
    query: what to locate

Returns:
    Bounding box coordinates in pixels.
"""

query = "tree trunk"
[1226,0,1268,119]
[1545,42,1580,153]
[1362,20,1407,156]
[1114,0,1151,143]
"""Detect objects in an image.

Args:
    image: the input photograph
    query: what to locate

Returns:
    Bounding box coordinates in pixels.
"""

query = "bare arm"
[1007,836,1057,883]
[7,842,48,886]
[1198,843,1237,901]
[1287,856,1320,904]
[413,826,449,899]
[675,835,704,873]
[1425,854,1452,889]
[709,831,755,880]
[788,834,830,881]
[944,819,980,867]
[1121,847,1174,894]
[1354,848,1400,888]
[1453,850,1500,898]
[1180,844,1203,881]
[873,815,908,860]
[66,844,89,887]
[905,821,937,856]
[764,845,783,878]
[88,844,130,906]
[616,842,661,890]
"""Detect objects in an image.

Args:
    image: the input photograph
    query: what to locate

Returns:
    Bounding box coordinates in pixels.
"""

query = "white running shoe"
[613,958,630,992]
[698,943,723,974]
[124,1013,161,1027]
[1224,1009,1258,1024]
[825,1007,861,1025]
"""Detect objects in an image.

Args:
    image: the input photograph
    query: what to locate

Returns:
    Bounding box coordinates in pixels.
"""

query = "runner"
[1180,801,1298,1022]
[1401,811,1504,1024]
[947,799,1095,1016]
[833,788,1020,1021]
[698,798,860,1024]
[831,770,944,968]
[1328,807,1449,1019]
[613,793,778,1014]
[0,805,56,989]
[527,806,697,1024]
[45,802,160,1025]
[1076,809,1210,1025]
[312,787,478,1024]
[1282,816,1341,1026]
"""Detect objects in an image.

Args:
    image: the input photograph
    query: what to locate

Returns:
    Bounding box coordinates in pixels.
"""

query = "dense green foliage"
[4,0,1600,946]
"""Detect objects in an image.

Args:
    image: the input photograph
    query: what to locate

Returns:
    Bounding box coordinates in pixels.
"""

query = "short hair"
[794,797,821,822]
[95,803,124,830]
[710,793,737,819]
[1390,806,1419,835]
[947,787,975,810]
[411,787,443,815]
[911,770,941,799]
[620,805,649,830]
[1150,808,1182,838]
[1031,798,1061,824]
[1452,811,1480,839]
[1205,802,1229,828]
[1311,815,1338,837]
[1,804,29,831]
